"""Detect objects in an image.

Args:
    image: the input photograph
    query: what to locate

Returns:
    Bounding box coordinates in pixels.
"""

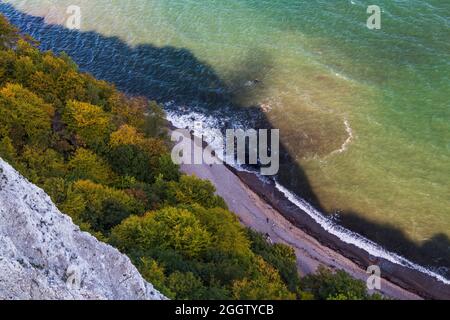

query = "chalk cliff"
[0,158,165,300]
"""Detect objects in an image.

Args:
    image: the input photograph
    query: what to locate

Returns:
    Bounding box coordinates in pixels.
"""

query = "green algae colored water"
[2,0,449,273]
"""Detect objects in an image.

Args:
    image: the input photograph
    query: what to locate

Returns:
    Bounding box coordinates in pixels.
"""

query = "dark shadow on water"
[0,3,321,205]
[341,212,450,277]
[1,3,448,278]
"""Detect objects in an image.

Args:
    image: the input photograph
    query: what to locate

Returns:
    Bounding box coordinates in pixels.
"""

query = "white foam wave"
[165,108,251,170]
[166,107,449,285]
[275,182,450,285]
[328,119,355,157]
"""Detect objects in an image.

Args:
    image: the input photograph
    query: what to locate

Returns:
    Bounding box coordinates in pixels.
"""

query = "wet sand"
[173,129,421,300]
[181,162,421,300]
[175,128,449,300]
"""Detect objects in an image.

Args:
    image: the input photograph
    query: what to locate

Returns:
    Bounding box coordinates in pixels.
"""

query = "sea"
[1,0,449,280]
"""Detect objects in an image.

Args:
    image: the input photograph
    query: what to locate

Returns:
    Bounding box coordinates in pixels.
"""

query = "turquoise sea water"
[1,0,449,273]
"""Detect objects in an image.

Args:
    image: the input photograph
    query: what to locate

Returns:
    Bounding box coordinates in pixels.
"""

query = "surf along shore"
[1,1,447,300]
[171,125,449,300]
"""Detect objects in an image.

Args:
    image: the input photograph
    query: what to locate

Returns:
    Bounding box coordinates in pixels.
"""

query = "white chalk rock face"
[0,158,165,300]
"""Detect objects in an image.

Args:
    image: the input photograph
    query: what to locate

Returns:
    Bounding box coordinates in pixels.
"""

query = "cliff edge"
[0,158,165,300]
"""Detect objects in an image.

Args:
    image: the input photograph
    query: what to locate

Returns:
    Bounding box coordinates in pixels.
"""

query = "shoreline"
[0,3,447,300]
[173,126,449,300]
[228,168,449,300]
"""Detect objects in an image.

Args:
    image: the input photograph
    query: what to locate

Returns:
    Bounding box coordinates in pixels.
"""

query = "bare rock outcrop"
[0,158,165,300]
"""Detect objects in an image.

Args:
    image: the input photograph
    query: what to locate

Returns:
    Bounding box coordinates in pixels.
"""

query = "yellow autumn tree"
[111,207,213,259]
[21,146,66,184]
[232,256,296,300]
[0,136,17,164]
[0,83,54,148]
[0,15,20,50]
[67,148,115,184]
[111,95,148,130]
[62,179,145,235]
[109,124,145,148]
[63,100,112,149]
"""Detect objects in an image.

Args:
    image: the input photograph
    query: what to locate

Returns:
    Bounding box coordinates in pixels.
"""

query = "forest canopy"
[0,14,381,300]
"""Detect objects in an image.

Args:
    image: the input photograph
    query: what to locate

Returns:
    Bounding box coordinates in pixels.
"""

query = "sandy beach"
[174,130,420,300]
[181,162,422,300]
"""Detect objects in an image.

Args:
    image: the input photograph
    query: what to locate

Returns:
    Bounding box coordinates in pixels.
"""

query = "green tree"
[0,50,16,86]
[247,229,301,292]
[0,15,19,50]
[13,55,36,85]
[21,146,66,184]
[189,205,251,257]
[41,177,68,205]
[67,148,114,184]
[166,175,227,209]
[156,154,180,182]
[167,272,206,300]
[111,96,165,136]
[109,124,145,148]
[62,180,144,235]
[138,258,175,298]
[300,266,379,300]
[111,207,212,260]
[232,256,296,300]
[108,144,154,183]
[143,100,167,138]
[0,136,17,164]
